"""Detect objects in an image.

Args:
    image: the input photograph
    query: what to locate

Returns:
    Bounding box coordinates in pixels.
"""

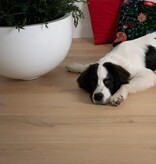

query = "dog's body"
[67,32,156,106]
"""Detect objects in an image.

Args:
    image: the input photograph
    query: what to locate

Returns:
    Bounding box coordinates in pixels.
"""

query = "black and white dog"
[66,32,156,106]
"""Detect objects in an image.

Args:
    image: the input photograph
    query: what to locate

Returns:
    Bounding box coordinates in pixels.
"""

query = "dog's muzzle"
[92,92,104,104]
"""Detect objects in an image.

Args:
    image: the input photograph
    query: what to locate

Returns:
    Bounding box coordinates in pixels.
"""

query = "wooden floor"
[1,39,156,164]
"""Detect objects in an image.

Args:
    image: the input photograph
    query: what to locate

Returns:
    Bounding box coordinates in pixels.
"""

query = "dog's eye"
[91,78,97,86]
[103,78,112,86]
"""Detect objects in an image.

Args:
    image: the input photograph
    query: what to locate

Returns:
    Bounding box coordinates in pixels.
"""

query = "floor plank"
[0,39,156,164]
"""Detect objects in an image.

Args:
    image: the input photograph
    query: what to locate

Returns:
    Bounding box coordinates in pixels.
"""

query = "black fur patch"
[103,62,130,94]
[103,73,115,95]
[145,45,156,71]
[77,63,99,94]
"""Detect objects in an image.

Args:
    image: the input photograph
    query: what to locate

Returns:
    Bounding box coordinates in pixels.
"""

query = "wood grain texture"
[0,39,156,164]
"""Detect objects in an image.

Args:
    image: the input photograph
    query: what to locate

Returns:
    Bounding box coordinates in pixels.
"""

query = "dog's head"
[77,62,130,104]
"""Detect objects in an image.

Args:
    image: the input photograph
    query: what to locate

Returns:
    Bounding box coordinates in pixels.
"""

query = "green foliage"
[0,0,87,29]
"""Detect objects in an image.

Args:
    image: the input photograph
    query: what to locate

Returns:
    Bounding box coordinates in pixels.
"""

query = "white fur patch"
[92,64,111,104]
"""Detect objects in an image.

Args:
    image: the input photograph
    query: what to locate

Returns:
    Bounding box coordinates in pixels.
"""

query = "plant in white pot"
[0,0,86,80]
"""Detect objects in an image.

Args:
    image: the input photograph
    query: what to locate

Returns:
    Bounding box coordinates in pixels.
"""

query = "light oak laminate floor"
[0,39,156,164]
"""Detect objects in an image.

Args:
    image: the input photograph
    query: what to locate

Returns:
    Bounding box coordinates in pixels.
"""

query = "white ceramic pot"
[0,13,72,80]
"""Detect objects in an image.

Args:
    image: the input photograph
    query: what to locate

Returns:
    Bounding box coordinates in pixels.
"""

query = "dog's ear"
[104,62,130,91]
[77,64,98,94]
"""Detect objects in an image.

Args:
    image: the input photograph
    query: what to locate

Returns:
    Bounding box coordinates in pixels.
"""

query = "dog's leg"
[110,69,156,106]
[66,63,91,73]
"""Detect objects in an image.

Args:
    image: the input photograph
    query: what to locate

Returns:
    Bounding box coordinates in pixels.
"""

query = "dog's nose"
[94,92,104,102]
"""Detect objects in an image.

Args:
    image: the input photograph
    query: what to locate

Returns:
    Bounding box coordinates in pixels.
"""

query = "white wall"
[72,3,93,38]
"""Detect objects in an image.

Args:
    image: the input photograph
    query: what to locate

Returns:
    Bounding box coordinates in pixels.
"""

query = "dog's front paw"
[110,95,125,106]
